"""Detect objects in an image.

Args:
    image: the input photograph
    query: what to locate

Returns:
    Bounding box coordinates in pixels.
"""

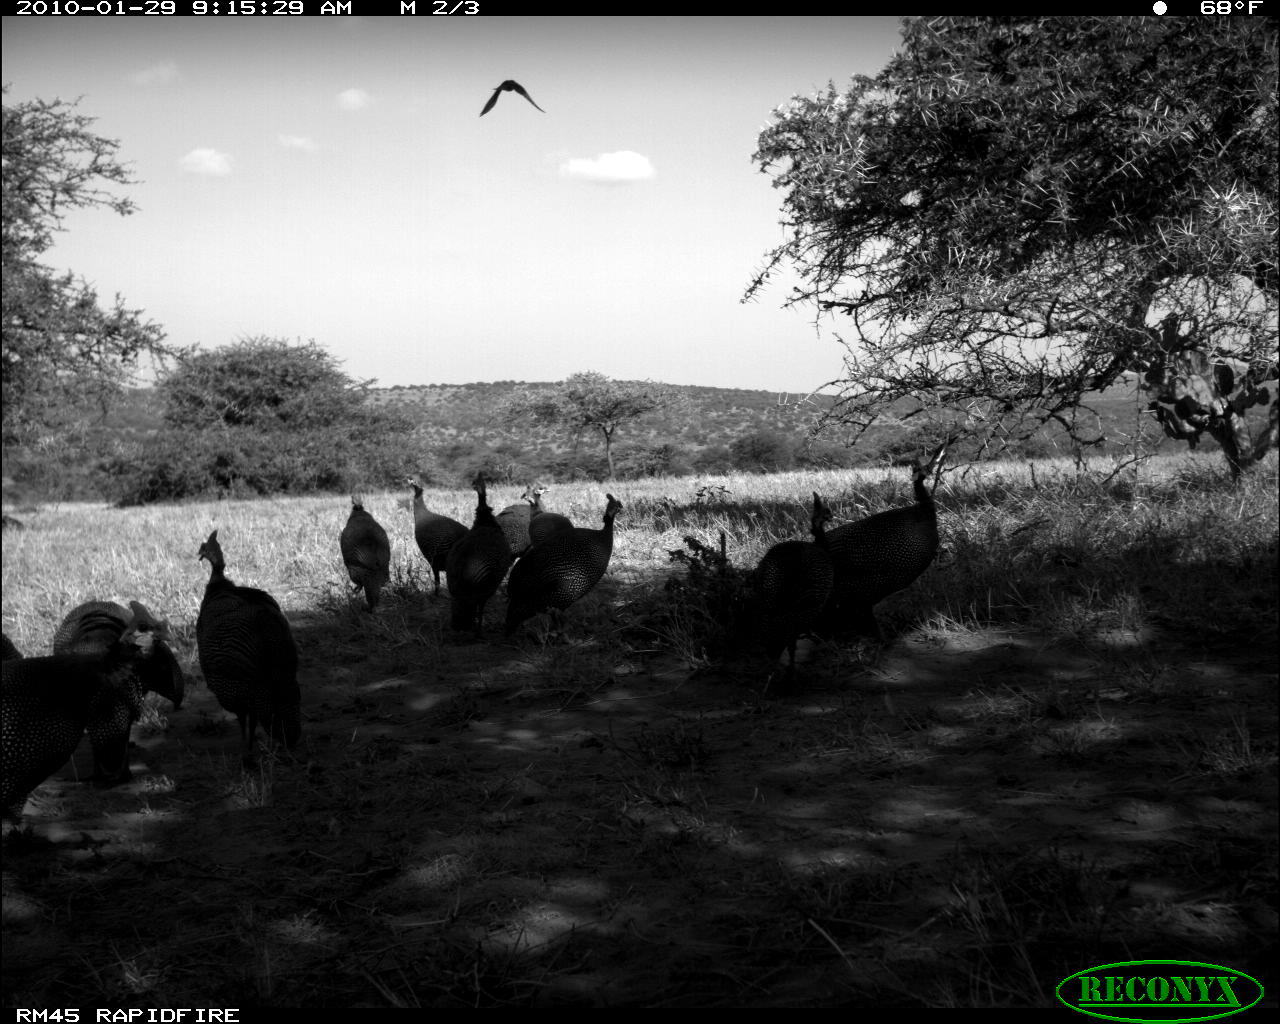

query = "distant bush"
[617,443,693,478]
[729,429,797,472]
[106,338,410,503]
[692,444,734,474]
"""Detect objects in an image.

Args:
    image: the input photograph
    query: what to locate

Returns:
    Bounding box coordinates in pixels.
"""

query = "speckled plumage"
[2,628,158,817]
[1,634,21,661]
[752,493,835,671]
[51,599,185,784]
[340,498,391,611]
[495,492,536,558]
[526,487,574,548]
[505,495,622,635]
[197,530,301,764]
[407,479,468,596]
[53,600,185,708]
[446,475,514,636]
[821,444,947,640]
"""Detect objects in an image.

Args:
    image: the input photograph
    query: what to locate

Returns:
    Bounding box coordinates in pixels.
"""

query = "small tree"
[2,90,177,459]
[748,17,1278,478]
[508,372,680,478]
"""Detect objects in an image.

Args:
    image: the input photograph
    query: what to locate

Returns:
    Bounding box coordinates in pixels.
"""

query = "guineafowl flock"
[1,450,947,822]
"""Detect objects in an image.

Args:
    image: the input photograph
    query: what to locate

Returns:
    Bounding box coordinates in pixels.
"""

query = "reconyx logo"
[1056,961,1263,1022]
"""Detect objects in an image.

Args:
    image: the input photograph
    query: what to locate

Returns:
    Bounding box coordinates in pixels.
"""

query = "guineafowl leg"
[240,713,256,766]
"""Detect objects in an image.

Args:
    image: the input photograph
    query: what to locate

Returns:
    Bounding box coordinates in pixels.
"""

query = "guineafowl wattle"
[340,497,392,611]
[821,442,947,641]
[751,493,835,674]
[2,620,161,818]
[407,478,468,596]
[197,530,301,764]
[495,490,536,558]
[527,487,574,548]
[445,474,513,636]
[51,599,185,784]
[505,494,622,636]
[53,600,185,709]
[2,634,21,661]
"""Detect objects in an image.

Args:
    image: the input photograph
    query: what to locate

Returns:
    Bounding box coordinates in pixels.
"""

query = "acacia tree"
[509,372,679,478]
[747,17,1278,477]
[2,90,174,455]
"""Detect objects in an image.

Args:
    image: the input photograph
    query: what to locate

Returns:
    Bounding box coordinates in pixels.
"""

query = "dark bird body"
[821,443,947,640]
[496,493,536,559]
[340,498,392,611]
[505,495,622,635]
[197,530,301,764]
[480,79,546,116]
[446,475,513,636]
[408,479,468,596]
[51,599,185,783]
[53,600,185,708]
[2,634,21,661]
[2,624,160,817]
[526,487,574,548]
[752,493,835,673]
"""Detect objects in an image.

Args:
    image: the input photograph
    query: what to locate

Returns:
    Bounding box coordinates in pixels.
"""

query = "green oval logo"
[1056,961,1263,1022]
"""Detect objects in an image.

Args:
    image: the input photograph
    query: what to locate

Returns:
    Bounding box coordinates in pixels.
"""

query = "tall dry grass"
[2,451,1275,659]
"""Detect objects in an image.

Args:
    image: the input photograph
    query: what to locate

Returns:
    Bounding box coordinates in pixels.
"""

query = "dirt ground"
[3,590,1277,1008]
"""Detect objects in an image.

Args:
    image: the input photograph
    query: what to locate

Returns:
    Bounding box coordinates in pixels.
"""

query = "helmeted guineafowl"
[527,487,574,548]
[495,489,536,558]
[821,442,947,641]
[505,494,623,636]
[2,618,162,818]
[340,497,392,611]
[197,530,301,764]
[1,634,21,661]
[445,474,514,636]
[750,493,835,675]
[52,599,185,784]
[53,600,185,709]
[407,478,468,596]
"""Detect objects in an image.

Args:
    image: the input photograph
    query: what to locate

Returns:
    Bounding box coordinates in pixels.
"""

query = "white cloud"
[179,148,232,176]
[337,88,371,111]
[278,134,318,153]
[129,61,178,86]
[559,150,655,183]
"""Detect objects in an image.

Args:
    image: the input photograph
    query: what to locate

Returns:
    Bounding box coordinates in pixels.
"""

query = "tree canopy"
[507,372,680,479]
[108,337,409,503]
[748,16,1278,476]
[2,89,175,453]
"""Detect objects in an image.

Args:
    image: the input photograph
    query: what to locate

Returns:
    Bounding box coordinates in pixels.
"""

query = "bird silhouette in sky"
[480,80,546,117]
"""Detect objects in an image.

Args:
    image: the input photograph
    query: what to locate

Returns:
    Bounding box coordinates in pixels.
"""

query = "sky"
[2,16,907,394]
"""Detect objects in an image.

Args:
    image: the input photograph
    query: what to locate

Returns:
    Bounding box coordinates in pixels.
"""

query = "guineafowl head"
[911,441,950,500]
[115,618,159,663]
[198,530,225,570]
[126,600,170,643]
[604,495,623,521]
[811,493,833,534]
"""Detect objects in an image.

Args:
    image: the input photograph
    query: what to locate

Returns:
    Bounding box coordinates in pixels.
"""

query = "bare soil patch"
[5,598,1276,1008]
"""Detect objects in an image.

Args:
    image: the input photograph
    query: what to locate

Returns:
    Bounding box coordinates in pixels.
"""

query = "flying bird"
[480,80,546,117]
